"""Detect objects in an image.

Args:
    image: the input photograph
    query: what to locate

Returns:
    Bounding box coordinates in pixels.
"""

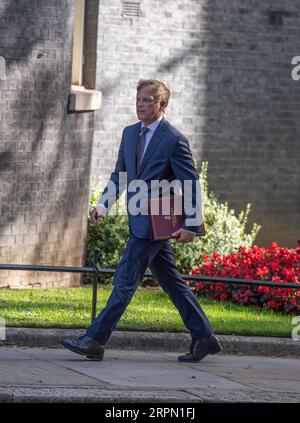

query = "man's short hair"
[137,79,171,104]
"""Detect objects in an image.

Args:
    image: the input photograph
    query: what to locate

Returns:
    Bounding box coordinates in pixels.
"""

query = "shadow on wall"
[152,1,299,247]
[199,1,300,247]
[0,1,94,280]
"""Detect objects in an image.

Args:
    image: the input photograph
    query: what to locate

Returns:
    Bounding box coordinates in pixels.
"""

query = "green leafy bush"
[85,162,261,280]
[171,162,261,273]
[85,191,129,283]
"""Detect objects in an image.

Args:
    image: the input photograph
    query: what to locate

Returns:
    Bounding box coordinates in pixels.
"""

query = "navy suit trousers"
[87,234,213,345]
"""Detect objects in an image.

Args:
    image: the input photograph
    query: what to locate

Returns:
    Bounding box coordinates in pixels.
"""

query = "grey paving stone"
[0,346,299,403]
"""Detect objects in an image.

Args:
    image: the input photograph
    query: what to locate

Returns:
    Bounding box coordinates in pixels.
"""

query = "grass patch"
[0,285,293,337]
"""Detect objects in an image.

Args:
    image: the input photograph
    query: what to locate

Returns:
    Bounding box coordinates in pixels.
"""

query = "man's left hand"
[172,228,195,243]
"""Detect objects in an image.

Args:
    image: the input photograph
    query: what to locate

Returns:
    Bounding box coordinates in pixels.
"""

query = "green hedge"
[85,162,261,281]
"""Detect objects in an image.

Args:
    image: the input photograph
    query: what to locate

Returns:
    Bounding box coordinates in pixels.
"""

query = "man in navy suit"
[62,80,222,362]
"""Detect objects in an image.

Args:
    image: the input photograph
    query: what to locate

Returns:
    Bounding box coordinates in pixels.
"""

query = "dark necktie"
[136,126,149,171]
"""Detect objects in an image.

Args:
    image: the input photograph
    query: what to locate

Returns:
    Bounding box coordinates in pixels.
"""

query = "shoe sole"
[178,346,222,363]
[195,346,222,362]
[61,341,103,361]
[86,355,103,361]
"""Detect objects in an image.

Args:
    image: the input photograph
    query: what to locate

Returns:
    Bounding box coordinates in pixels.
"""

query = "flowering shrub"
[167,161,260,272]
[192,243,300,314]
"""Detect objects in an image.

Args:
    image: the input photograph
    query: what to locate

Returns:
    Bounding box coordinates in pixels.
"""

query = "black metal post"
[91,247,101,323]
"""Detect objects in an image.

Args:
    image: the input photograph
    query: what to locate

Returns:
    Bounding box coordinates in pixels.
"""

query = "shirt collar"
[141,115,163,133]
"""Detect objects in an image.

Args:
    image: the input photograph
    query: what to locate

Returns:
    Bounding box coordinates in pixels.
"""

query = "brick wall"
[91,0,300,247]
[0,0,95,288]
[1,0,299,291]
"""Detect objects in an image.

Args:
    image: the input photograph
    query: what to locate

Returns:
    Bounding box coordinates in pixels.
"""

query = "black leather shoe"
[61,335,105,361]
[178,334,222,363]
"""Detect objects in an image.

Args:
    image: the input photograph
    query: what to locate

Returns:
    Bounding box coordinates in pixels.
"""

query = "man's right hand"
[90,207,105,227]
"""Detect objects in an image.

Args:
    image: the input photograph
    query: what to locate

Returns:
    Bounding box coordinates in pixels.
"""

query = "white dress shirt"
[140,115,163,161]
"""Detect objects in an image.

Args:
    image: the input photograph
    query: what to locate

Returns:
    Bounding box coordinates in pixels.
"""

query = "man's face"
[136,85,165,125]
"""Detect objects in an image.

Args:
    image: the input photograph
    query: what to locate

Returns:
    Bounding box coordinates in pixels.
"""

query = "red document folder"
[148,195,205,241]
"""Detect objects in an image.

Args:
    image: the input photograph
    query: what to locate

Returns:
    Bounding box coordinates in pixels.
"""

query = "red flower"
[271,262,280,272]
[256,266,270,276]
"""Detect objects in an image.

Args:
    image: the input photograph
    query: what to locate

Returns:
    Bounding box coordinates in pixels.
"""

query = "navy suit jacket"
[98,118,203,239]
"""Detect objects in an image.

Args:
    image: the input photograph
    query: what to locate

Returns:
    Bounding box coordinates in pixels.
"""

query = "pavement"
[0,328,299,403]
[0,347,299,403]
